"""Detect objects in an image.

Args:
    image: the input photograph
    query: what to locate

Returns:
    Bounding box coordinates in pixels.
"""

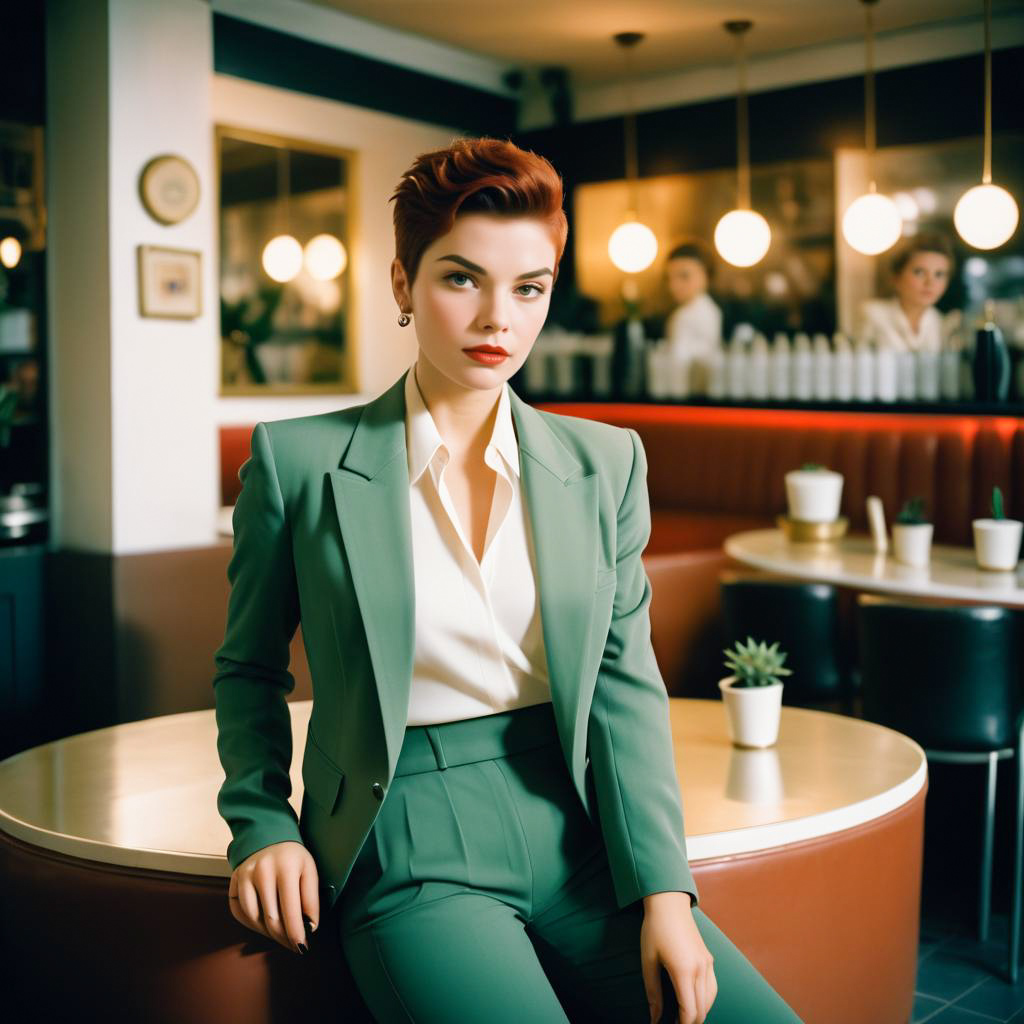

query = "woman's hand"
[641,891,717,1024]
[228,840,320,954]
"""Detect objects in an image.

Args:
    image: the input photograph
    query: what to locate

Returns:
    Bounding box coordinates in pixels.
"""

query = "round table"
[0,698,926,1024]
[725,527,1024,606]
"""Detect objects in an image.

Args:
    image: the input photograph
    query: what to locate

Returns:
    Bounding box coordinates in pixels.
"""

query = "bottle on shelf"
[896,350,916,401]
[726,334,749,400]
[972,299,1011,403]
[854,337,875,402]
[645,339,670,400]
[791,332,813,401]
[747,332,770,399]
[812,332,833,401]
[875,343,898,402]
[770,331,791,400]
[706,346,727,399]
[832,332,854,402]
[916,347,941,402]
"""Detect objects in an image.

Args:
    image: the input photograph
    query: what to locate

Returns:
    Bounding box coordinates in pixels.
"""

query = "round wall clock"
[138,154,200,225]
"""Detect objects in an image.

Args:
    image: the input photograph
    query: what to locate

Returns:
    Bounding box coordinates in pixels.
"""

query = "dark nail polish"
[297,942,308,955]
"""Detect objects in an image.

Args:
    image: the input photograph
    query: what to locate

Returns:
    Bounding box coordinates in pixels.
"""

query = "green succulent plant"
[799,462,827,472]
[991,485,1005,520]
[896,497,929,525]
[722,636,793,689]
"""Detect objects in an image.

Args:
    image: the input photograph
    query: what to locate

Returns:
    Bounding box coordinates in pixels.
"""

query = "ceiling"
[301,0,1013,86]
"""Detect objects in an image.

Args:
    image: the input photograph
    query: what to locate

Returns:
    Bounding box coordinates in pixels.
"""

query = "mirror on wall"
[216,125,356,394]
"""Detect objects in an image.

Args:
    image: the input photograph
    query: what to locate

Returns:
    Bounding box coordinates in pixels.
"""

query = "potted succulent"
[892,496,933,568]
[784,462,844,523]
[973,485,1023,571]
[718,636,793,748]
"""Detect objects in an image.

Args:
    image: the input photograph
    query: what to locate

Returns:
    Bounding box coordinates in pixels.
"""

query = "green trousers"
[336,701,803,1023]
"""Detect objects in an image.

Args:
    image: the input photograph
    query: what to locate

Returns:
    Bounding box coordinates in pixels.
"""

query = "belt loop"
[425,726,448,769]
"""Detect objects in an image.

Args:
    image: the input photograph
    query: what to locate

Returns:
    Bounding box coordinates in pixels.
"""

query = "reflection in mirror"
[216,126,356,393]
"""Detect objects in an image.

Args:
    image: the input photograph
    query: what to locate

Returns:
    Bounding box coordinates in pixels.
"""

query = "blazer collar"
[339,366,583,485]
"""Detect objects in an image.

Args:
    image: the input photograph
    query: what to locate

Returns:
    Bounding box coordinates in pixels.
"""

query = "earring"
[398,312,411,327]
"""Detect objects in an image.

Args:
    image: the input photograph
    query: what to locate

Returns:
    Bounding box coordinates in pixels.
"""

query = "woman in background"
[663,241,723,395]
[858,232,954,353]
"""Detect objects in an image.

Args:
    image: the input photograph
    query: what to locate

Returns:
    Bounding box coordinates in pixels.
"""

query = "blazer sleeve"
[587,427,700,910]
[212,421,305,870]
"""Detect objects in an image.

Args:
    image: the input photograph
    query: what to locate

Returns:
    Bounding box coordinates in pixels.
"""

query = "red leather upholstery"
[535,404,1024,551]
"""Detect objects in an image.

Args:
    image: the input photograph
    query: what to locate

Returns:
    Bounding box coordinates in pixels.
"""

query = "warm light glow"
[953,183,1020,250]
[713,209,771,268]
[303,234,348,281]
[262,234,303,282]
[841,191,903,255]
[608,220,658,273]
[0,237,22,269]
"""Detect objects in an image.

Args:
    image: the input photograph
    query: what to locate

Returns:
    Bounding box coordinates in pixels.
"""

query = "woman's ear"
[391,258,412,313]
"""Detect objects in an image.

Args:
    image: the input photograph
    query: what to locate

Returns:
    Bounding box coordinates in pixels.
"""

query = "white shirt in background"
[665,292,723,358]
[858,297,944,353]
[403,365,552,726]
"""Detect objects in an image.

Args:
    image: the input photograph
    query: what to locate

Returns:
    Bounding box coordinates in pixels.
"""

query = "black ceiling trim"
[213,13,517,136]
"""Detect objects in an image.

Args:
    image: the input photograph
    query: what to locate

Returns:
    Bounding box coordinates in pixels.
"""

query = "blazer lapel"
[325,368,600,784]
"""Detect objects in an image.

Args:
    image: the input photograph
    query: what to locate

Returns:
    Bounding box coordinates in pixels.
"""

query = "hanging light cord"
[862,0,878,192]
[983,0,992,184]
[277,147,291,233]
[614,32,644,218]
[735,29,750,210]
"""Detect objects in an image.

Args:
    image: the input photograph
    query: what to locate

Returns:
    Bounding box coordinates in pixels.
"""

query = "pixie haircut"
[890,232,955,277]
[389,136,569,288]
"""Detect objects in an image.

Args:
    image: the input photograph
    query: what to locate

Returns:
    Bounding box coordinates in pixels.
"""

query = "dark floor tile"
[955,974,1024,1021]
[925,1005,1003,1022]
[914,993,950,1023]
[918,952,995,1002]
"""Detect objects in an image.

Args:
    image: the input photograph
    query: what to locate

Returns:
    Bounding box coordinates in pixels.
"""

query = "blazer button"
[372,782,384,801]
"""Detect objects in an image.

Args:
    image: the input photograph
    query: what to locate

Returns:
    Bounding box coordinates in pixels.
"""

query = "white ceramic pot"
[784,469,844,523]
[891,522,933,568]
[972,518,1024,571]
[718,675,784,748]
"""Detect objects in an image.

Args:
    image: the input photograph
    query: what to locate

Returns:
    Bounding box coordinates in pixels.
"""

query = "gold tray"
[776,514,849,543]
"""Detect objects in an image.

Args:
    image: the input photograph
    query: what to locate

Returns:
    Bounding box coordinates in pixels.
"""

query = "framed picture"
[137,244,202,320]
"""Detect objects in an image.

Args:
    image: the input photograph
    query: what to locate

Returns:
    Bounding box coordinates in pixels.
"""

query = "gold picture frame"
[137,244,202,320]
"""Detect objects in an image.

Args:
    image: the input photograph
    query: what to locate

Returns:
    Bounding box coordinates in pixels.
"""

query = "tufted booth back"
[221,406,1024,549]
[534,404,1024,548]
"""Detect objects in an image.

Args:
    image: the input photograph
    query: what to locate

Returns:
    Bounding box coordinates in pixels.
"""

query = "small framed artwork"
[137,244,202,319]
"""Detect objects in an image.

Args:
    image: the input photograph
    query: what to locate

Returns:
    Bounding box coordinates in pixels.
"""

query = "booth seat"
[219,406,1024,696]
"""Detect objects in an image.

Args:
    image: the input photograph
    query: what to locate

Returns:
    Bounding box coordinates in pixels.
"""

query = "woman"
[214,137,802,1024]
[857,232,954,353]
[663,240,723,360]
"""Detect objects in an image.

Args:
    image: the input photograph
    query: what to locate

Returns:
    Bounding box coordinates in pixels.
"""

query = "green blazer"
[213,367,699,915]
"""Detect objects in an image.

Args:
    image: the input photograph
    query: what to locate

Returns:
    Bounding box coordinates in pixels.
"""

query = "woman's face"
[893,251,951,309]
[392,213,556,392]
[666,256,708,306]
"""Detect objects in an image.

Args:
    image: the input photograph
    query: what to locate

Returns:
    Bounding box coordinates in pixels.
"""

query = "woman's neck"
[897,297,927,333]
[413,357,502,459]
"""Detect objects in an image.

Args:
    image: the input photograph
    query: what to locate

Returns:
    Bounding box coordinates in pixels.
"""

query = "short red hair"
[389,136,568,288]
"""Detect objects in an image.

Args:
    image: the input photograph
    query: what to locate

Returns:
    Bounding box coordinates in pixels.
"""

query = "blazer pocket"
[596,567,617,591]
[301,731,345,816]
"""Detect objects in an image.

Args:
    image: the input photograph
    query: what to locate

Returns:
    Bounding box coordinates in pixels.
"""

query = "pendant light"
[262,147,302,283]
[953,0,1019,250]
[607,31,658,274]
[841,0,902,256]
[714,20,771,268]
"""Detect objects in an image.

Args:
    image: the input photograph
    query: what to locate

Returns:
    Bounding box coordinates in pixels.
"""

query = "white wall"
[46,0,466,555]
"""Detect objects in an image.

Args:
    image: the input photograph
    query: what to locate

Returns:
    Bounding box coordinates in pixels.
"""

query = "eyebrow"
[436,254,553,280]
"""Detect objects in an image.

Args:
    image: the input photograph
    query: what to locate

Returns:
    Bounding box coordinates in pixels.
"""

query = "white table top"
[0,699,925,877]
[724,528,1024,607]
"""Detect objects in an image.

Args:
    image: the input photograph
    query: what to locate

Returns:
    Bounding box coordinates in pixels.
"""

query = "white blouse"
[403,364,552,726]
[665,292,723,359]
[858,297,944,354]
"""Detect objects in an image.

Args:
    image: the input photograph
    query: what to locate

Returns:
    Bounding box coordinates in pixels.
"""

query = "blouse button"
[372,782,385,801]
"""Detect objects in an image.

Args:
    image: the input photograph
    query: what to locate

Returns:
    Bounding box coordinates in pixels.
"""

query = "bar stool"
[856,593,1023,983]
[720,573,854,713]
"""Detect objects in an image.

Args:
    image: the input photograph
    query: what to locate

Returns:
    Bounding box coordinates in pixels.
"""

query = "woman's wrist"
[643,890,694,912]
